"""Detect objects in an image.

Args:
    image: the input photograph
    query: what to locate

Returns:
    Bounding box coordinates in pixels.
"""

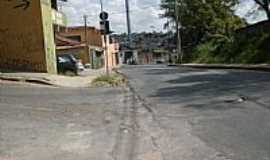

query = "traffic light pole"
[99,0,109,75]
[99,0,104,12]
[103,31,109,75]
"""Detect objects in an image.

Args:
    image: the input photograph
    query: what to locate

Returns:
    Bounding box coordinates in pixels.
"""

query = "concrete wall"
[107,42,120,69]
[137,52,153,64]
[0,0,57,73]
[0,0,46,72]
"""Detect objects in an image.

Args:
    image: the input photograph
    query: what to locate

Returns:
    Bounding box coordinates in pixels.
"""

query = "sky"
[60,0,267,34]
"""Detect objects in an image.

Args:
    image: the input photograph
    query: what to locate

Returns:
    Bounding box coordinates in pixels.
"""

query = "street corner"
[0,78,54,88]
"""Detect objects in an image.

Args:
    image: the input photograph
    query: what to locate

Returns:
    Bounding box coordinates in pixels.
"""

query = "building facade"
[0,0,67,73]
[57,26,120,70]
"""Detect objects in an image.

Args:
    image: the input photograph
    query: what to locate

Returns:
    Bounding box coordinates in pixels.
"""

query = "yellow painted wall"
[0,0,47,72]
[0,0,57,73]
[41,1,57,74]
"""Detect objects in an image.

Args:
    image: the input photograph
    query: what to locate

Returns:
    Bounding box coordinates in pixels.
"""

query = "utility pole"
[83,15,88,44]
[103,26,109,75]
[175,0,183,64]
[99,0,104,12]
[125,0,132,45]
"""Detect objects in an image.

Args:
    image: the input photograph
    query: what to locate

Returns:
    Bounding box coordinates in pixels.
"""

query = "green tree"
[160,0,245,45]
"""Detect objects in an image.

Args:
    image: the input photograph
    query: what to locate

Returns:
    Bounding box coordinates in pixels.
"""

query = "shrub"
[91,74,126,87]
[192,32,270,64]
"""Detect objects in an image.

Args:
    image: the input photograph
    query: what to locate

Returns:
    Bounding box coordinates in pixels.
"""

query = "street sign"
[100,11,109,20]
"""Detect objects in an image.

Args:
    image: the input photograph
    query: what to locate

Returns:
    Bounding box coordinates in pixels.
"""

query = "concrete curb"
[0,75,56,86]
[173,64,270,72]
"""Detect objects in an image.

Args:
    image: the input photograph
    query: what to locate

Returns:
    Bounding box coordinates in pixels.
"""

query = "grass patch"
[91,74,126,87]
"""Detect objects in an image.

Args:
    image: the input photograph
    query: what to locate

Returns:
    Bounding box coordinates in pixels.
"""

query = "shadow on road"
[150,70,270,107]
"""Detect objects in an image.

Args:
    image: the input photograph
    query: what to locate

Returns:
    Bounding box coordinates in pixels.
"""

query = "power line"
[110,4,161,15]
[61,2,161,17]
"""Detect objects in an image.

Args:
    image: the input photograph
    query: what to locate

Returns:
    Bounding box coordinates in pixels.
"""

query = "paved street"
[1,65,270,160]
[0,83,126,160]
[0,80,162,160]
[121,65,270,160]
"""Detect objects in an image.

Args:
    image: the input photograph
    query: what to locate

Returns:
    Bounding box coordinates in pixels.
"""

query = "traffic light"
[100,20,110,35]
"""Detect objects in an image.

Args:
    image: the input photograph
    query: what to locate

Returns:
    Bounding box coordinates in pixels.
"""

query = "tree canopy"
[160,0,245,46]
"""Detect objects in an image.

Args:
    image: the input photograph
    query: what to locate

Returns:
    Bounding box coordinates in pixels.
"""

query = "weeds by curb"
[91,73,126,87]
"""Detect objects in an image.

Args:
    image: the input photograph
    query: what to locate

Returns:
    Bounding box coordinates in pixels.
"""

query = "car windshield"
[69,55,77,62]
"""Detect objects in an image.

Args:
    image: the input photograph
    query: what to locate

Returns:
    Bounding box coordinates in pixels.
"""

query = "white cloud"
[235,0,267,23]
[60,0,166,33]
[60,0,267,33]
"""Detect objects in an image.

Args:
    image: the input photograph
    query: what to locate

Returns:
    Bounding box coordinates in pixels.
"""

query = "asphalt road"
[0,81,163,160]
[0,83,128,160]
[1,65,270,160]
[120,65,270,160]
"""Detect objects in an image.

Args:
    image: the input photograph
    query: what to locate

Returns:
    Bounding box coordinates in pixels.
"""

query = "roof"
[67,26,100,32]
[55,34,81,46]
[56,44,86,50]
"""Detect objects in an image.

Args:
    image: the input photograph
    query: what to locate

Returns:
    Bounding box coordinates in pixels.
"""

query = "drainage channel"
[111,86,140,160]
[111,77,165,160]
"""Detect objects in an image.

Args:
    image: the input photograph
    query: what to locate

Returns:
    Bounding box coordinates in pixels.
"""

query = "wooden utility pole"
[83,15,88,44]
[175,0,183,64]
[125,0,132,45]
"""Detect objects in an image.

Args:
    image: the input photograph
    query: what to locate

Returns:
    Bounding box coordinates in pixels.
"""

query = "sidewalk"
[0,69,106,87]
[174,63,270,71]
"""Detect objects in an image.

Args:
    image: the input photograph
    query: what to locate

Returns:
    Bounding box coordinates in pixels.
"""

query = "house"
[114,32,172,64]
[108,37,120,68]
[0,0,68,73]
[57,26,104,69]
[119,44,139,65]
[57,26,120,70]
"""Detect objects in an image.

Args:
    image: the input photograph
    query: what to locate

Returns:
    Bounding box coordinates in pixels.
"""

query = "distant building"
[0,0,68,73]
[57,26,120,70]
[114,32,173,64]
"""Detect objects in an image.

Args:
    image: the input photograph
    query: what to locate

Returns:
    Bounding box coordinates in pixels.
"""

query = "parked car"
[57,54,79,75]
[156,60,164,64]
[77,59,85,71]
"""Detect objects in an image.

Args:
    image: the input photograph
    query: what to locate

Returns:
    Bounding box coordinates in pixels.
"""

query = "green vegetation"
[193,31,270,64]
[161,0,270,64]
[160,0,244,47]
[91,74,126,87]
